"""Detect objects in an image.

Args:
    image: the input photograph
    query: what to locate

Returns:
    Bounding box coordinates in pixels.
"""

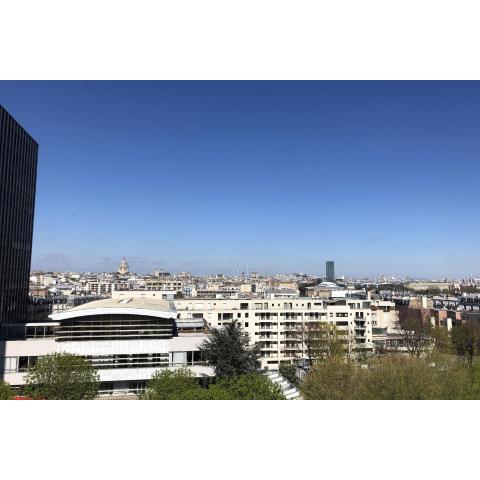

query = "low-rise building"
[0,297,212,396]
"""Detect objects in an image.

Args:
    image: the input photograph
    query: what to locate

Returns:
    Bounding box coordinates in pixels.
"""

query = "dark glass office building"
[326,260,335,282]
[0,105,38,325]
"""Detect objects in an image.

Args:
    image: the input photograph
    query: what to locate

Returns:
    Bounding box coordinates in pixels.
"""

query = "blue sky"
[1,81,479,277]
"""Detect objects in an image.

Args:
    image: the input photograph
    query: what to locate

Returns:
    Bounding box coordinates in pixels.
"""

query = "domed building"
[118,257,129,275]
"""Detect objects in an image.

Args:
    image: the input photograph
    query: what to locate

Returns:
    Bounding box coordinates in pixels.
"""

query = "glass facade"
[0,105,38,325]
[326,261,335,282]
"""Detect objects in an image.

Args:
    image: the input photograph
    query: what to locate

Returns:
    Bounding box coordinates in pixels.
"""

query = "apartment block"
[174,297,375,369]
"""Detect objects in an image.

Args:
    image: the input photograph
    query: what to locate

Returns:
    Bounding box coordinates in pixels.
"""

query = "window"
[18,356,29,371]
[245,322,249,327]
[1,357,18,373]
[172,352,187,365]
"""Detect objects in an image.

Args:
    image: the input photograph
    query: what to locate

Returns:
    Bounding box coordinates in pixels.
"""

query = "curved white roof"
[49,297,176,321]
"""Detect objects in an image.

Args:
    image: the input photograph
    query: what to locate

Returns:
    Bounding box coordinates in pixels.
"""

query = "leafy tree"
[430,352,474,399]
[300,321,347,363]
[198,321,260,378]
[141,368,207,399]
[302,356,363,400]
[465,361,480,398]
[206,373,284,400]
[398,307,433,356]
[301,353,480,400]
[0,380,14,400]
[141,369,283,400]
[279,362,298,386]
[451,323,480,364]
[430,326,453,354]
[24,352,99,400]
[361,355,440,399]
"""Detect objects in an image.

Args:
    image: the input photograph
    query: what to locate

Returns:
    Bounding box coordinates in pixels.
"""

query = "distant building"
[145,278,182,292]
[118,257,130,275]
[326,261,335,282]
[0,105,39,325]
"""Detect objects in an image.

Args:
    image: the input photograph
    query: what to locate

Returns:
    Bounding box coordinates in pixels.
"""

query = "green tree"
[141,369,284,400]
[361,355,439,399]
[198,321,260,378]
[301,321,347,363]
[207,373,284,400]
[0,380,14,400]
[398,307,433,356]
[279,362,298,386]
[451,324,480,364]
[141,368,207,399]
[430,326,453,354]
[302,356,363,400]
[24,352,99,400]
[302,353,480,400]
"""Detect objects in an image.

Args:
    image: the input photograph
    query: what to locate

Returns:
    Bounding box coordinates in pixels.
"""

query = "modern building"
[0,297,213,395]
[0,105,38,325]
[326,261,335,282]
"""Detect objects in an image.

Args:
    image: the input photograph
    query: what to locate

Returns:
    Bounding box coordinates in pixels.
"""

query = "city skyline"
[27,255,480,280]
[1,81,479,277]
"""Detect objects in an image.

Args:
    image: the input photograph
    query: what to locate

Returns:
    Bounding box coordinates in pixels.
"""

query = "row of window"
[0,351,203,374]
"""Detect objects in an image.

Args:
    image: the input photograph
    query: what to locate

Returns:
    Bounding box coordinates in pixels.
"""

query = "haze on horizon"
[1,81,479,279]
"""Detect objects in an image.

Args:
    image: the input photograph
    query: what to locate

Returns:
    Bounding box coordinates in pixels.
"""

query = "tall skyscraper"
[0,105,38,325]
[326,260,335,282]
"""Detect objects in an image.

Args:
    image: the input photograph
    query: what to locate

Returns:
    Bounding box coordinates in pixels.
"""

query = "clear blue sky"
[1,81,478,278]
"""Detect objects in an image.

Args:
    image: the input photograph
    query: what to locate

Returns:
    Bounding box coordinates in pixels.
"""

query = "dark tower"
[0,105,38,325]
[326,260,335,282]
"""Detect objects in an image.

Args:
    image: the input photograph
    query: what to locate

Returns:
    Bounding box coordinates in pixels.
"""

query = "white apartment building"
[146,279,183,292]
[85,281,114,296]
[174,296,375,369]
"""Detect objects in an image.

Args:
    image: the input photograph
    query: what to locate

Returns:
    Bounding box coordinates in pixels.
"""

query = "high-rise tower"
[326,261,335,282]
[0,105,38,325]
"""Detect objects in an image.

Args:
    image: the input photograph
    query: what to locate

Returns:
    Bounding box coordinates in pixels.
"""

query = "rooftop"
[50,297,177,321]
